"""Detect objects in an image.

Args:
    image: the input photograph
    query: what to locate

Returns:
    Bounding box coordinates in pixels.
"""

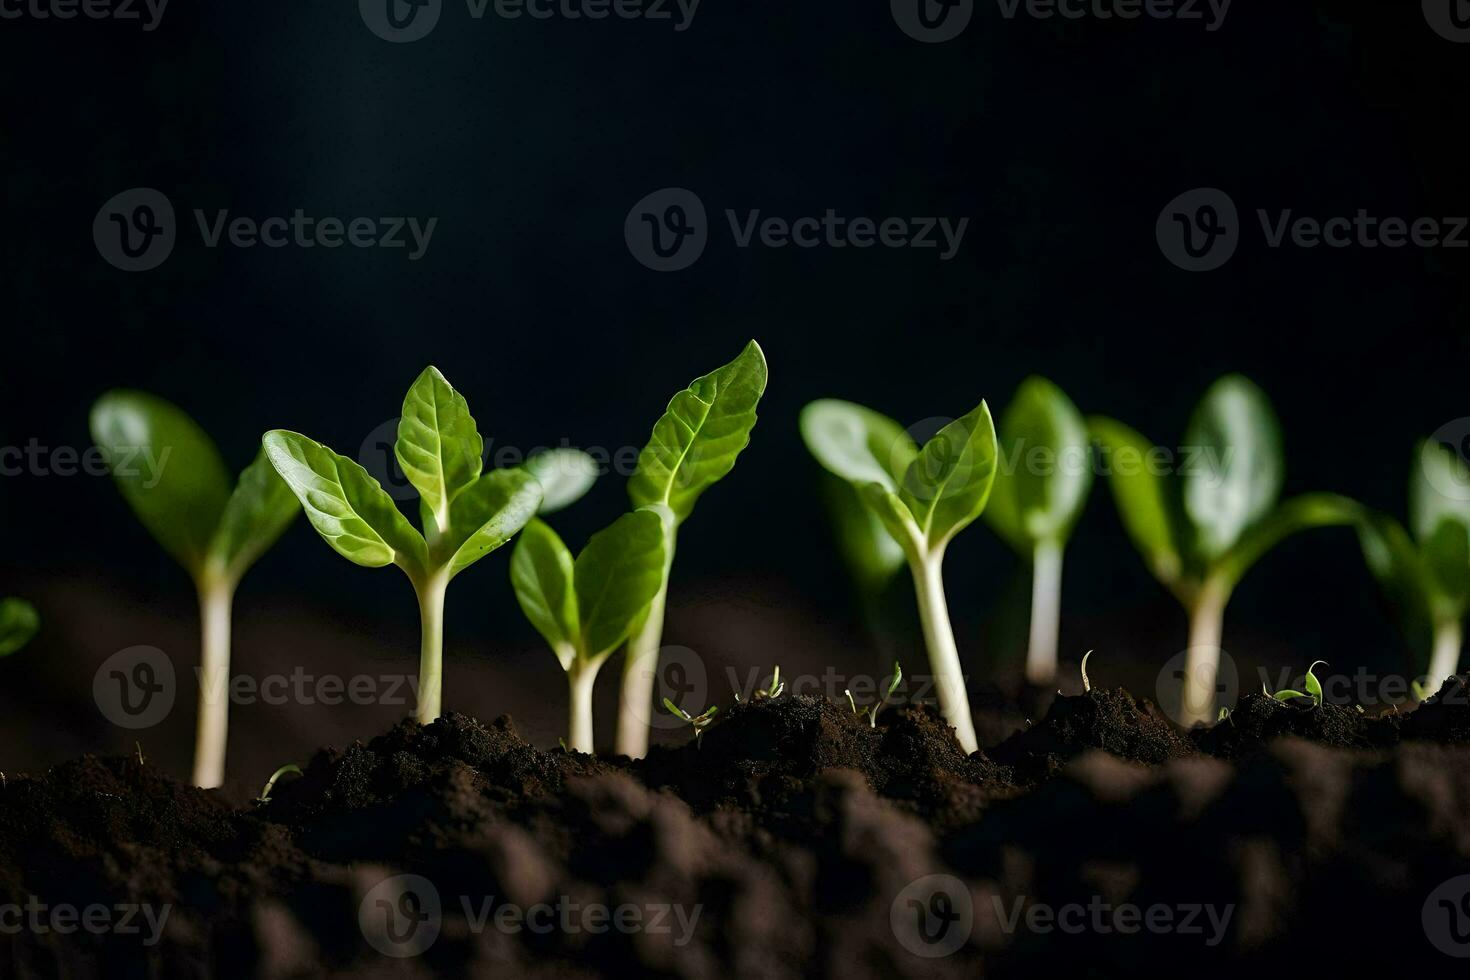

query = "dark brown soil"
[2,678,1469,977]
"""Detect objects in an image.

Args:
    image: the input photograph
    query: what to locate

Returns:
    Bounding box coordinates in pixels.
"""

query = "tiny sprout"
[663,697,718,744]
[756,666,786,700]
[1271,660,1327,708]
[1080,650,1094,693]
[1411,679,1432,703]
[134,742,145,767]
[1217,706,1231,723]
[254,764,302,805]
[845,662,904,728]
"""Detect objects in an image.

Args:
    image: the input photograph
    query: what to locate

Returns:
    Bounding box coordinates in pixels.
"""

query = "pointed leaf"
[898,400,999,548]
[442,468,543,577]
[800,398,917,492]
[574,507,668,660]
[1357,511,1439,645]
[263,430,427,574]
[209,449,300,582]
[91,390,232,577]
[0,598,39,658]
[1411,438,1470,545]
[510,518,579,668]
[985,376,1092,552]
[524,448,599,514]
[1210,493,1361,592]
[1088,416,1186,589]
[1182,375,1284,561]
[857,482,923,556]
[628,340,768,524]
[395,367,484,529]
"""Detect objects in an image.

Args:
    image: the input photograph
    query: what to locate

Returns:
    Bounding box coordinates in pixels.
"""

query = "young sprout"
[847,661,903,727]
[511,510,668,753]
[614,341,769,759]
[662,697,718,744]
[254,763,302,805]
[1217,706,1232,722]
[801,398,999,754]
[1357,440,1470,688]
[756,665,786,700]
[1079,650,1094,693]
[0,598,39,658]
[264,367,546,726]
[92,392,301,788]
[1090,376,1359,727]
[984,378,1093,686]
[1269,660,1327,708]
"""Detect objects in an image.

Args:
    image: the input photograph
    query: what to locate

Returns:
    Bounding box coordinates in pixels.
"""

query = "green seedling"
[265,367,544,725]
[846,661,903,728]
[663,698,718,744]
[254,763,302,805]
[0,598,39,657]
[1357,440,1470,688]
[985,378,1093,686]
[1089,376,1359,727]
[1079,650,1094,692]
[512,510,668,753]
[801,398,999,754]
[1217,706,1232,722]
[1269,660,1327,707]
[614,341,768,759]
[92,391,300,788]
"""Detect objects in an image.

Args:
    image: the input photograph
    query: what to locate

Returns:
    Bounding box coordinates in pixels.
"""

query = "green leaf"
[91,390,233,577]
[574,507,668,660]
[208,450,300,582]
[800,399,918,492]
[263,430,427,575]
[1182,375,1284,562]
[524,448,599,514]
[898,401,999,549]
[0,598,39,658]
[858,482,923,555]
[1304,660,1325,704]
[442,468,543,577]
[1210,493,1361,592]
[1088,416,1186,589]
[510,518,579,667]
[985,376,1092,552]
[1410,439,1470,545]
[628,340,768,524]
[1357,512,1438,641]
[1422,518,1470,613]
[395,367,484,531]
[818,472,905,597]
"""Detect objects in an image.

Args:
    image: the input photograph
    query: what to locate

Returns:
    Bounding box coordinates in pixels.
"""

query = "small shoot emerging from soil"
[254,763,302,805]
[1089,376,1359,726]
[512,510,668,754]
[0,598,39,658]
[1270,660,1327,708]
[1357,440,1470,689]
[847,661,903,728]
[615,341,768,759]
[1080,650,1094,693]
[264,367,544,726]
[662,698,717,744]
[985,378,1093,686]
[801,398,999,753]
[92,391,300,788]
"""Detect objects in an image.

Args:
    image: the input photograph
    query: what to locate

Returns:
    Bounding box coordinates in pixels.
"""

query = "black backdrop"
[2,1,1469,768]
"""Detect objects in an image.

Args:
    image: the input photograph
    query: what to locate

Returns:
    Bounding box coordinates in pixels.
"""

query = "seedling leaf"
[985,376,1092,551]
[898,400,999,547]
[442,468,543,577]
[799,399,916,492]
[1080,650,1093,692]
[574,507,668,659]
[1088,416,1185,589]
[209,449,301,581]
[395,366,484,532]
[254,763,302,804]
[1181,375,1284,562]
[1304,660,1326,704]
[524,448,599,514]
[0,598,39,658]
[510,518,579,668]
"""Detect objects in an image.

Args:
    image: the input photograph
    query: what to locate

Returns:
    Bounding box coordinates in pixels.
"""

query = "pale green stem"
[193,573,236,789]
[567,661,601,754]
[910,548,978,754]
[1428,617,1463,688]
[1180,579,1230,727]
[1025,540,1064,686]
[414,572,451,725]
[615,580,668,759]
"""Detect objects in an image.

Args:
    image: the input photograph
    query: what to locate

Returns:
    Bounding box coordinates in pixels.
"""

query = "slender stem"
[414,572,451,725]
[1428,617,1463,688]
[193,574,236,789]
[614,581,668,758]
[910,548,978,754]
[567,662,601,754]
[1025,540,1065,686]
[1180,579,1230,727]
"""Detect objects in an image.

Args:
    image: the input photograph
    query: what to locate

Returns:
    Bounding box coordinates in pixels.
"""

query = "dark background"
[1,1,1467,788]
